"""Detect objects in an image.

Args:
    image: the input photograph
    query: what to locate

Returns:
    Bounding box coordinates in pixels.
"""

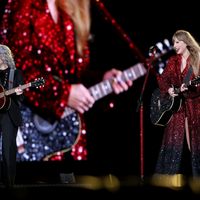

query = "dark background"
[0,0,199,184]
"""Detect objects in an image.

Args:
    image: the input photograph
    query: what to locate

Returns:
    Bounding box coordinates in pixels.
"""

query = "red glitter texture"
[0,0,90,160]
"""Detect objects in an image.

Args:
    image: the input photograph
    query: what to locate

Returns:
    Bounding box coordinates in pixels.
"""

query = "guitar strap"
[183,66,193,151]
[8,68,15,89]
[183,66,193,83]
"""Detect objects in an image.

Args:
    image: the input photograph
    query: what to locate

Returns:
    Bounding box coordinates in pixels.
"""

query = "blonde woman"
[155,30,200,177]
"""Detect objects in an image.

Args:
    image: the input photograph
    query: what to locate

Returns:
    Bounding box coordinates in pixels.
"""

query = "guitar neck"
[174,75,200,94]
[4,83,31,96]
[89,63,146,101]
[64,63,146,116]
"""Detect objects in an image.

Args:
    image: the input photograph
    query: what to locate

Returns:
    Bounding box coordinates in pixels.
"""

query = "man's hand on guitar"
[15,87,23,95]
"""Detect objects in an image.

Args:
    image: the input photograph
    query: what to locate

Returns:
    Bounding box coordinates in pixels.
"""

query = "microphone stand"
[136,48,156,181]
[94,0,160,181]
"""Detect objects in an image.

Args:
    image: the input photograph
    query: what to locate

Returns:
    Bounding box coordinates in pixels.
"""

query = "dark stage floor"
[0,160,196,199]
[1,177,200,200]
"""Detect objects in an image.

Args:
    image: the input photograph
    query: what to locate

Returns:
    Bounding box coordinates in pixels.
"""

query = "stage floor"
[1,175,200,200]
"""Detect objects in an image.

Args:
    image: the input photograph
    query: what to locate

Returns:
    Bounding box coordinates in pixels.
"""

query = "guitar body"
[0,84,11,110]
[150,88,182,126]
[15,104,81,161]
[150,76,200,126]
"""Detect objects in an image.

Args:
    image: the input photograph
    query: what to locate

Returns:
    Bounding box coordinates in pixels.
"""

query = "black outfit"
[0,67,23,187]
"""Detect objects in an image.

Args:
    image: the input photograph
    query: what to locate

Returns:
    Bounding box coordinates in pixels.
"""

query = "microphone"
[149,45,157,54]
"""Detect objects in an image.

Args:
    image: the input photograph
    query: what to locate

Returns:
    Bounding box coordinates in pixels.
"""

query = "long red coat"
[155,54,200,176]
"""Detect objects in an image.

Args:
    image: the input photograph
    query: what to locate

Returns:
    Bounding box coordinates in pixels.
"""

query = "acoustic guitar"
[150,75,200,126]
[0,77,45,110]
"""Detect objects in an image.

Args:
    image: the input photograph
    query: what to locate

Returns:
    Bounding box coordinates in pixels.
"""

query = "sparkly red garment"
[155,54,200,176]
[0,0,90,160]
[0,0,90,119]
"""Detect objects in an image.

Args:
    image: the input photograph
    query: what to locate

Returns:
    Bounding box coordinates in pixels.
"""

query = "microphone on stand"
[149,45,157,54]
[146,46,157,68]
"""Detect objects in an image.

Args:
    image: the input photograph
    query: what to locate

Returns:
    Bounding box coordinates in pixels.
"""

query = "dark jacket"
[0,68,24,126]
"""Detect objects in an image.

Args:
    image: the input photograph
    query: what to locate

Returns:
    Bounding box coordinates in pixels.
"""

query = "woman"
[154,30,200,178]
[0,0,132,160]
[0,44,24,187]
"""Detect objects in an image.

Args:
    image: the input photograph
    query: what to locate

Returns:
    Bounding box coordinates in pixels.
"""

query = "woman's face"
[173,38,187,55]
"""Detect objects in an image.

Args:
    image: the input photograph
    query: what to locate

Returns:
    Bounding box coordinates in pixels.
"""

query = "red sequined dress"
[0,0,90,161]
[155,54,200,176]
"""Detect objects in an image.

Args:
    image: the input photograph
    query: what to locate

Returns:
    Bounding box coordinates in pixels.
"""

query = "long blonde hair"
[172,30,200,76]
[56,0,91,56]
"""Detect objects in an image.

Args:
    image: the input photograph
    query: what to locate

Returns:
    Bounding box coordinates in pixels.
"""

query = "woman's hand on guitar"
[67,84,95,114]
[168,87,178,97]
[168,83,188,97]
[15,87,23,95]
[180,83,188,92]
[103,68,133,94]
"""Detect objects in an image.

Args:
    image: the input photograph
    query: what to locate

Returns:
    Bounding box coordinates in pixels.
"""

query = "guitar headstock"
[147,39,175,74]
[31,77,45,88]
[191,75,200,86]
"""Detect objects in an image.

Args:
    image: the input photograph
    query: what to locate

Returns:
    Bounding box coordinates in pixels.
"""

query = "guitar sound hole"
[33,114,58,134]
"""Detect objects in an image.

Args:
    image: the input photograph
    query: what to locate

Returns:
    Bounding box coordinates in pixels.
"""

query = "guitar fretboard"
[0,83,31,98]
[64,62,147,116]
[89,63,146,101]
[174,75,200,94]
